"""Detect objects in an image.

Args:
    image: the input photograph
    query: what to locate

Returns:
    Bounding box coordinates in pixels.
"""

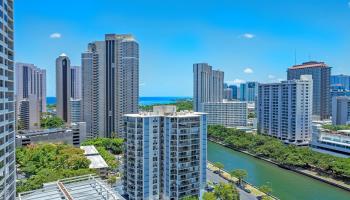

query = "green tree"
[259,185,272,195]
[203,192,216,200]
[230,169,247,186]
[248,112,256,119]
[213,162,224,174]
[214,182,240,200]
[181,195,198,200]
[40,115,64,129]
[16,143,94,193]
[107,175,117,186]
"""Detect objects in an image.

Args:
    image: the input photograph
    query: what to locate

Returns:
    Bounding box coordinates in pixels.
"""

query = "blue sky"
[15,0,350,97]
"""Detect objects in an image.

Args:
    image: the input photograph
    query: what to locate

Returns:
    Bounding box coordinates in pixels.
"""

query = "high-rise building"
[229,85,238,99]
[203,101,247,127]
[81,42,106,138]
[0,1,15,199]
[223,88,233,100]
[239,82,258,102]
[331,74,350,91]
[287,61,331,120]
[15,63,46,130]
[124,106,207,200]
[332,96,350,125]
[56,54,71,123]
[82,34,139,138]
[70,66,82,99]
[193,63,224,111]
[257,75,313,145]
[69,99,81,123]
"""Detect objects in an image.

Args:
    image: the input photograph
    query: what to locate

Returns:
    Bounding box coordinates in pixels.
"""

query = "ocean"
[46,96,191,106]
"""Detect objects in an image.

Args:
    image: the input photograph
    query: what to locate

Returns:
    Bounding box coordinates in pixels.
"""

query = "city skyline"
[15,0,350,97]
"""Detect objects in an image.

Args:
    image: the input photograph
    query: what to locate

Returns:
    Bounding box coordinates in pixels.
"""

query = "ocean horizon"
[46,96,191,106]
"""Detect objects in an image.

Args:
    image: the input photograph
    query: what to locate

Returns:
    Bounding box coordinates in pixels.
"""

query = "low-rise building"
[80,145,109,177]
[310,124,350,156]
[16,122,86,147]
[17,175,124,200]
[202,101,247,127]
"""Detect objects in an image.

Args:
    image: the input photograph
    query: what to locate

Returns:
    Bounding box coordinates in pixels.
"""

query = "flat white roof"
[80,145,99,155]
[80,146,109,169]
[86,155,109,169]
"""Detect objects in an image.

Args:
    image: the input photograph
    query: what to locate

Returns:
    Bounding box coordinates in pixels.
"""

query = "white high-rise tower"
[1,0,15,199]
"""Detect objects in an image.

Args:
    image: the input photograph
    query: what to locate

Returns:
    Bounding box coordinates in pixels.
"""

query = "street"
[206,169,258,200]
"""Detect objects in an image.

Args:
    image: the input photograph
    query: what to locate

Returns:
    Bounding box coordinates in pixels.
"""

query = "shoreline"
[209,138,350,193]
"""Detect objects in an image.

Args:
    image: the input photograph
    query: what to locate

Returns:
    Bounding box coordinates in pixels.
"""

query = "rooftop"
[289,61,329,70]
[125,105,206,118]
[80,146,109,169]
[17,175,124,200]
[80,145,99,155]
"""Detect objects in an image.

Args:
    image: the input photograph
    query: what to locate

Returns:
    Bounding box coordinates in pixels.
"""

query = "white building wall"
[257,75,312,145]
[203,101,247,127]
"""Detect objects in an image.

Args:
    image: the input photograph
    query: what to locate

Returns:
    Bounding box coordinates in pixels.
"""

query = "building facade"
[287,61,331,120]
[228,85,238,100]
[257,75,313,145]
[15,63,46,130]
[56,54,71,123]
[203,101,247,127]
[223,88,233,100]
[16,122,86,147]
[70,66,82,100]
[332,96,350,125]
[239,82,258,102]
[0,1,15,199]
[193,63,224,112]
[331,74,350,91]
[69,99,81,123]
[81,34,139,138]
[81,41,106,138]
[124,106,207,200]
[311,124,350,156]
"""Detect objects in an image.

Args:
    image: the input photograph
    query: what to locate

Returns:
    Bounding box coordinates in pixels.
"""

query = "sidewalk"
[207,162,278,200]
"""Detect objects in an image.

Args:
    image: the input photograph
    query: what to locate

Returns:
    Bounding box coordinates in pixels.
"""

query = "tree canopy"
[16,144,94,193]
[40,114,64,129]
[139,100,193,112]
[230,169,247,185]
[208,125,350,181]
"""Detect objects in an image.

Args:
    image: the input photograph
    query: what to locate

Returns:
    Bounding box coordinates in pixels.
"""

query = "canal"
[207,141,350,200]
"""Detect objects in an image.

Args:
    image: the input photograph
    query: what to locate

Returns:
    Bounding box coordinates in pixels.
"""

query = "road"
[206,169,257,200]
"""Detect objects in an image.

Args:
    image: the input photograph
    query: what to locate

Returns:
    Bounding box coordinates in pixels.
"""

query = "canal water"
[208,141,350,200]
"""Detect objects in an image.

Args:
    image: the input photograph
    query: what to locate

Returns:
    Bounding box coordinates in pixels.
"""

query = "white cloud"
[268,74,275,79]
[50,33,62,39]
[241,33,255,39]
[243,68,253,74]
[227,79,246,85]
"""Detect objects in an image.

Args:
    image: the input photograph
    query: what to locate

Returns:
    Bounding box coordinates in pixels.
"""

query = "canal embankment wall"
[208,138,350,192]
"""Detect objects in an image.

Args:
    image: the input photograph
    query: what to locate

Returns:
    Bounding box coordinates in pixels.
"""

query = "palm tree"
[230,169,247,186]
